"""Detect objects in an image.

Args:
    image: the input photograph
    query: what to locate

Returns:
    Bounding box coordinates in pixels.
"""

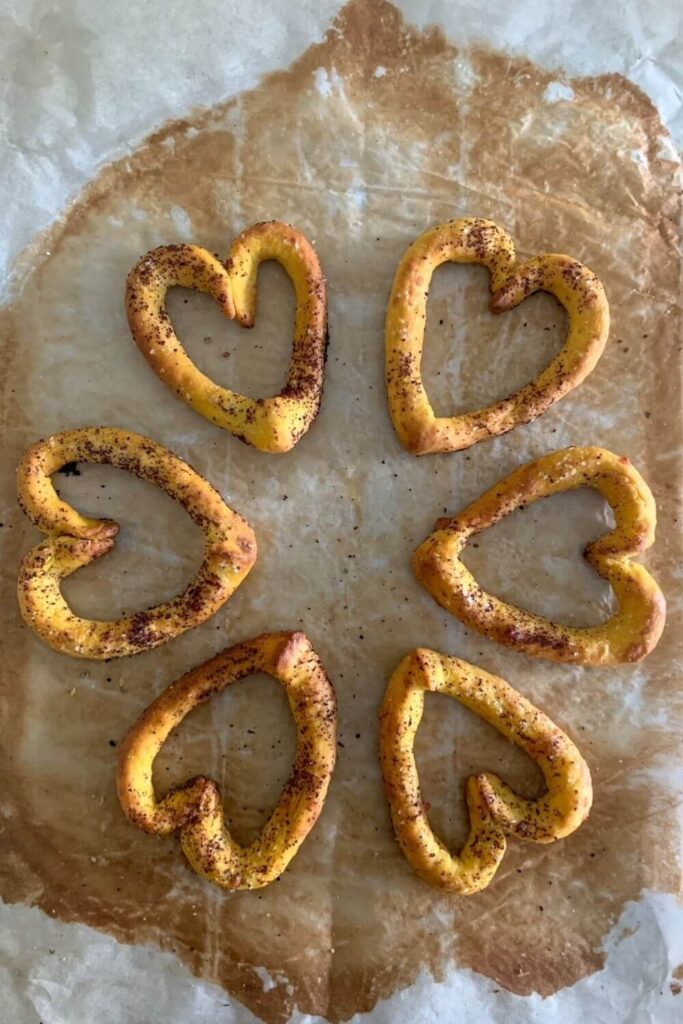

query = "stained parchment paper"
[0,1,681,1022]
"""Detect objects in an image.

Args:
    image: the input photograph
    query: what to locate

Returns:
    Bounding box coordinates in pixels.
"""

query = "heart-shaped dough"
[413,447,665,664]
[379,647,592,894]
[117,631,337,890]
[385,217,609,454]
[17,427,256,659]
[126,221,328,453]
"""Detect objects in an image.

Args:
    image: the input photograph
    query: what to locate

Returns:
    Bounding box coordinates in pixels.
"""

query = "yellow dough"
[126,221,328,453]
[17,427,256,659]
[379,647,593,894]
[385,217,609,454]
[413,446,665,664]
[117,632,337,890]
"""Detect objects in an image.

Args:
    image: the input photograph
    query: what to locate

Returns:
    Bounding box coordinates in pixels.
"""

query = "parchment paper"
[1,1,681,1022]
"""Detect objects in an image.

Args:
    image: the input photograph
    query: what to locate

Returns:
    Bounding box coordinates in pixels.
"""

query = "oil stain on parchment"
[0,0,681,1021]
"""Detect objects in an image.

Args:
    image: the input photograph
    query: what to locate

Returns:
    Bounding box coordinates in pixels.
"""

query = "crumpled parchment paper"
[0,1,681,1022]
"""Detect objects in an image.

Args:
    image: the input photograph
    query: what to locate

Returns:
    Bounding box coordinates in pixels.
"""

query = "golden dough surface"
[117,631,337,890]
[413,446,665,664]
[379,647,593,893]
[385,217,609,455]
[126,221,328,454]
[17,426,257,659]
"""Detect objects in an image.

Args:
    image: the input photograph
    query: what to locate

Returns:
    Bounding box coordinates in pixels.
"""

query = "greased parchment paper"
[0,1,681,1022]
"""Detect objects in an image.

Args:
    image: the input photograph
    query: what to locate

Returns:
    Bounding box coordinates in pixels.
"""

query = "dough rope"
[379,647,593,894]
[117,631,337,890]
[385,217,609,454]
[17,427,256,659]
[126,221,328,454]
[413,446,665,664]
